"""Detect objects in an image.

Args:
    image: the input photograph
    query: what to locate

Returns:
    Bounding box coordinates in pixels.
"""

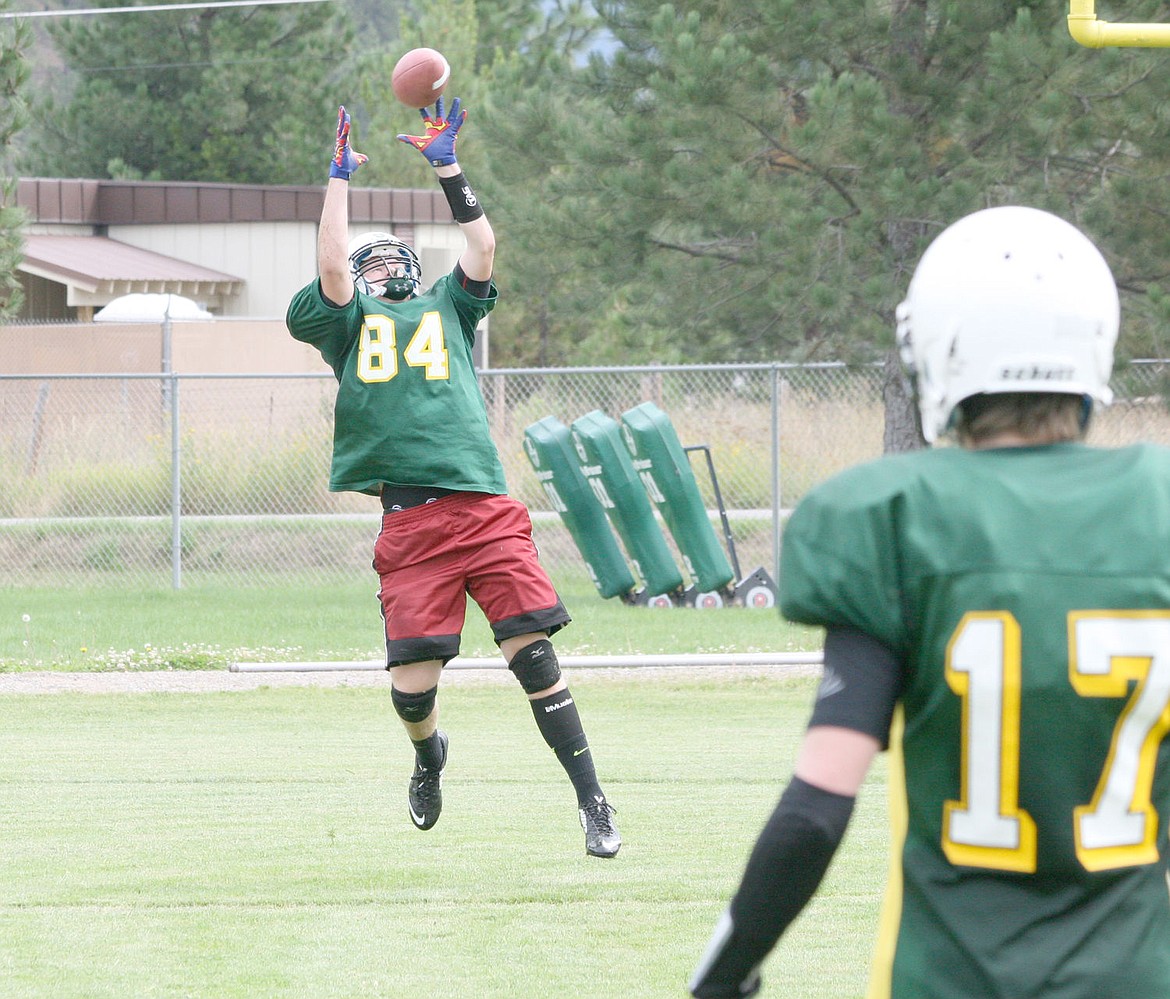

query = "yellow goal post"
[1068,0,1170,47]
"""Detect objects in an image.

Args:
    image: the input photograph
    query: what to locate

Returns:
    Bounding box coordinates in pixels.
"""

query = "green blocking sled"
[620,401,777,609]
[620,402,735,598]
[570,410,686,601]
[523,416,637,600]
[524,408,776,609]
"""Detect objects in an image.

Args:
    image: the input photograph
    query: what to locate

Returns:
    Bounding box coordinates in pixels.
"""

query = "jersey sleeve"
[436,273,498,347]
[285,280,359,375]
[780,462,910,655]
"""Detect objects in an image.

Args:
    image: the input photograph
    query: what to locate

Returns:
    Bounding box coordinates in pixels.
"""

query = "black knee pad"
[508,639,562,695]
[391,685,438,724]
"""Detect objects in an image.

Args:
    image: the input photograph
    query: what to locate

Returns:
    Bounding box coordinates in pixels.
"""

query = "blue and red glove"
[397,96,466,167]
[329,105,368,180]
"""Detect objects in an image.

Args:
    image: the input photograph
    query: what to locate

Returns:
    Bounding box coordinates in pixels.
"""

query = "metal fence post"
[770,364,782,586]
[25,381,50,475]
[170,373,182,590]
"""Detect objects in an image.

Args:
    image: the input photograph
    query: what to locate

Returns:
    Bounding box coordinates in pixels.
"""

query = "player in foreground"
[285,102,620,858]
[690,205,1170,996]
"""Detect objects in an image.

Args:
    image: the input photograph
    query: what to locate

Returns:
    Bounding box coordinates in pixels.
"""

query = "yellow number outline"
[942,612,1037,873]
[356,312,449,383]
[1070,612,1170,872]
[940,611,1170,874]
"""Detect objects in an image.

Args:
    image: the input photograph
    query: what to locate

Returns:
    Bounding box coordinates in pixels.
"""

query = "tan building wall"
[105,222,320,319]
[0,320,329,375]
[16,177,466,322]
[104,222,464,319]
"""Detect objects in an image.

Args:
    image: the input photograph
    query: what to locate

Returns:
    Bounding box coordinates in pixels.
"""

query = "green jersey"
[285,274,502,495]
[781,442,1170,999]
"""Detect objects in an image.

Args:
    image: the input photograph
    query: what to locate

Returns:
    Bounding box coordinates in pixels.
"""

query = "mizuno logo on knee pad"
[508,638,562,694]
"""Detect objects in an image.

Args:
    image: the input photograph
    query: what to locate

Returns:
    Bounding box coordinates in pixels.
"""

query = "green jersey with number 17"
[780,441,1170,999]
[286,274,502,496]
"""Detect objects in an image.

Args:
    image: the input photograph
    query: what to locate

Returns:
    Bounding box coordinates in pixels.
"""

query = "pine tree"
[476,0,1170,380]
[0,0,31,323]
[18,0,357,184]
[350,1,607,193]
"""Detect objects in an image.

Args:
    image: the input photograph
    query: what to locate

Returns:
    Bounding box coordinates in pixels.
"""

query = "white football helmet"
[347,231,422,300]
[895,205,1119,442]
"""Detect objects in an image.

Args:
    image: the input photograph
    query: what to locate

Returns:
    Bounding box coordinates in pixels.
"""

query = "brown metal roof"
[18,177,450,225]
[20,234,243,294]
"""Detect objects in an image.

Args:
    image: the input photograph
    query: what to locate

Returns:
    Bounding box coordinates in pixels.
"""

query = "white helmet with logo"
[347,231,422,300]
[895,205,1119,442]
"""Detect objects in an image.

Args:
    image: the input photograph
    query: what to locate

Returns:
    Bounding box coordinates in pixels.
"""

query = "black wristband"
[438,172,485,223]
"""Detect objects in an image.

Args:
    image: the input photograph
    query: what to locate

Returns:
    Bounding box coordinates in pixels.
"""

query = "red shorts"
[372,492,570,666]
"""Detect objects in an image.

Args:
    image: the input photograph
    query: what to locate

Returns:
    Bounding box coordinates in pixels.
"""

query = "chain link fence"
[3,362,1170,592]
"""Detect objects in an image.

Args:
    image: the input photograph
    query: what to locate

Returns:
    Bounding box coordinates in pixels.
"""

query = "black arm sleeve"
[452,262,492,299]
[689,777,855,998]
[806,625,902,748]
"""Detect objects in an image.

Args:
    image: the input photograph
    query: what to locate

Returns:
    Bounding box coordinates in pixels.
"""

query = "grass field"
[0,579,821,671]
[0,673,888,998]
[0,579,885,996]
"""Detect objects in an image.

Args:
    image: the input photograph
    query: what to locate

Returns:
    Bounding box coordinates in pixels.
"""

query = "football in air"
[392,47,451,109]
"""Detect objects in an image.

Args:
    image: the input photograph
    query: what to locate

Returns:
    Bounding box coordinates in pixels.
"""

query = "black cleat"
[579,795,621,858]
[408,730,448,831]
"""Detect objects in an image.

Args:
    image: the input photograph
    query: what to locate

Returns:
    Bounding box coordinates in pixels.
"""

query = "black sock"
[528,687,603,805]
[411,731,444,770]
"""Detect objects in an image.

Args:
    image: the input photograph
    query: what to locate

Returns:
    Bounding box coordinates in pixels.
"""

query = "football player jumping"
[286,101,620,859]
[692,206,1170,997]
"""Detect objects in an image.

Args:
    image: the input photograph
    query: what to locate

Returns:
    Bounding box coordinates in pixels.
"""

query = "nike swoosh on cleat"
[410,805,427,826]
